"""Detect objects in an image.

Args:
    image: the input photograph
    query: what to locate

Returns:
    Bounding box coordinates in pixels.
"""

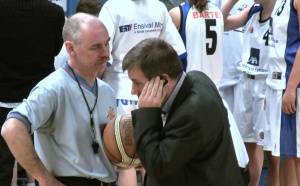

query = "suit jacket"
[131,71,243,186]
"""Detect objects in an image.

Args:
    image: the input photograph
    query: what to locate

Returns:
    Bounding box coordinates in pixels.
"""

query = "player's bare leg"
[117,168,137,186]
[265,151,280,186]
[245,143,263,186]
[295,157,300,185]
[280,157,297,186]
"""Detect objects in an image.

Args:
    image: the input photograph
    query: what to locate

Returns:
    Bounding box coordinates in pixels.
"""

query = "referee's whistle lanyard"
[69,65,100,154]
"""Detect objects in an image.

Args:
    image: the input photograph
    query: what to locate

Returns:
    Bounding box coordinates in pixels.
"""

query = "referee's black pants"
[35,177,116,186]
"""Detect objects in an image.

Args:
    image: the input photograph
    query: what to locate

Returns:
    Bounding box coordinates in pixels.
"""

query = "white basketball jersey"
[181,2,224,85]
[267,0,300,90]
[99,0,186,100]
[217,0,254,89]
[239,4,269,75]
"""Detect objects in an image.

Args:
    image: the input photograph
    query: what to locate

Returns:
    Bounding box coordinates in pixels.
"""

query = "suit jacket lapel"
[167,73,194,120]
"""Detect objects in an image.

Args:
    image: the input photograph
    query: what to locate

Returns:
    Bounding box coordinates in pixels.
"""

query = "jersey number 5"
[205,19,217,55]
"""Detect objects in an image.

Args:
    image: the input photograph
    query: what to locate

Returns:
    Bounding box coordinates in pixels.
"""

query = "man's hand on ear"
[138,76,166,108]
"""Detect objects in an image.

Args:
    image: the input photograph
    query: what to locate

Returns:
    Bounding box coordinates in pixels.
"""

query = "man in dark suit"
[122,38,244,186]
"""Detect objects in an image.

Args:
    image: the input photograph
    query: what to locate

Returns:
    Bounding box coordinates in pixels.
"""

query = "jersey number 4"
[263,30,269,46]
[205,19,217,55]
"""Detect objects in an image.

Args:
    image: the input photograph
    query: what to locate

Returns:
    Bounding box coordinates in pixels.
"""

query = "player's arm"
[169,7,181,31]
[221,0,252,31]
[1,118,65,186]
[282,0,300,115]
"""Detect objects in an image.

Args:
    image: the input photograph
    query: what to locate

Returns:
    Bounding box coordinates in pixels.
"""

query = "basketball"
[102,114,140,168]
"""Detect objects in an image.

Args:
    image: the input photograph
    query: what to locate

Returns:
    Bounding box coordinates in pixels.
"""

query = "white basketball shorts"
[234,74,267,144]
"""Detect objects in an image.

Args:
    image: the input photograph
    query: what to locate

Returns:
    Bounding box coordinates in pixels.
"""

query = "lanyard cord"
[69,66,99,154]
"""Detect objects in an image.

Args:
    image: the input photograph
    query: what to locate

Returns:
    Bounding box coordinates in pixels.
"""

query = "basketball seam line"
[114,115,140,168]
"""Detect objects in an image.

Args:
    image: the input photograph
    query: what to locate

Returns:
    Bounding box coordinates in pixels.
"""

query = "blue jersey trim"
[7,111,31,131]
[285,0,300,87]
[179,1,190,48]
[62,63,98,95]
[179,52,188,72]
[246,4,262,22]
[179,1,190,71]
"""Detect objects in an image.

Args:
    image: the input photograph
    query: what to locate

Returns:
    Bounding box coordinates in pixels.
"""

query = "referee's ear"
[65,41,75,56]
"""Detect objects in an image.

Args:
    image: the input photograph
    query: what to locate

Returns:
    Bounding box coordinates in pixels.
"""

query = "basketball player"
[1,13,117,185]
[169,0,223,85]
[169,3,250,184]
[98,0,187,185]
[267,0,300,185]
[222,0,277,185]
[210,0,254,113]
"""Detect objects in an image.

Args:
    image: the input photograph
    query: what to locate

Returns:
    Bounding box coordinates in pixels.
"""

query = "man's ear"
[65,41,75,55]
[160,73,169,81]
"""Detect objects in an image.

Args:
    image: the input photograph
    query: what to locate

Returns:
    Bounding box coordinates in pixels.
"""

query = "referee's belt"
[36,176,115,186]
[55,176,104,185]
[245,73,267,80]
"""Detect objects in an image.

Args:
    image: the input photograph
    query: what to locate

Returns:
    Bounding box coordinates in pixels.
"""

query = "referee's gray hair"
[62,13,99,45]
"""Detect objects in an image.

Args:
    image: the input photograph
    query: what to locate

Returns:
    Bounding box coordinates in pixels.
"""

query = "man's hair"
[76,0,103,16]
[122,38,183,80]
[189,0,208,13]
[62,13,99,44]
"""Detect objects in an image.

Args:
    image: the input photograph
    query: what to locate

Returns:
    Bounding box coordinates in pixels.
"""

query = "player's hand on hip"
[37,174,66,186]
[282,88,296,115]
[138,76,166,108]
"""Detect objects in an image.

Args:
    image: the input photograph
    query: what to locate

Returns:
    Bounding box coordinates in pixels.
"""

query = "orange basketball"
[102,114,140,168]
